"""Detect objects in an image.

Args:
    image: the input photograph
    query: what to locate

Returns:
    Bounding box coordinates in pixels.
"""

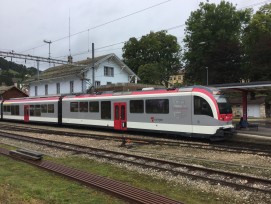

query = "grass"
[0,143,245,204]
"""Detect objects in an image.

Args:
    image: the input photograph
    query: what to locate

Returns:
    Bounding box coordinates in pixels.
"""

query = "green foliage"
[0,57,37,86]
[242,3,271,81]
[183,1,251,85]
[122,31,181,85]
[138,63,161,84]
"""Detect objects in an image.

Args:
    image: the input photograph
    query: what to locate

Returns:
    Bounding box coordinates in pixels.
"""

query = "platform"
[233,118,271,143]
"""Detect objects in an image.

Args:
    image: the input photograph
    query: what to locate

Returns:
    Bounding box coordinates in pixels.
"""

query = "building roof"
[0,85,28,96]
[0,85,14,94]
[25,53,139,83]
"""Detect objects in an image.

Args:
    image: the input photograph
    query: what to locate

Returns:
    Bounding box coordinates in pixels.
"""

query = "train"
[0,86,234,140]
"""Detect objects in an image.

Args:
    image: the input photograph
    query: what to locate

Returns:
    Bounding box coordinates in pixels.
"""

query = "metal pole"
[37,60,40,81]
[44,40,52,67]
[92,43,95,88]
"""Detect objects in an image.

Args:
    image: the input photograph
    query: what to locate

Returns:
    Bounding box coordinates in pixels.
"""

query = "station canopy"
[211,81,271,120]
[212,81,271,94]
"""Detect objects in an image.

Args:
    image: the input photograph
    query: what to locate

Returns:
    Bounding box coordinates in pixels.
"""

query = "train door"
[24,105,29,122]
[114,102,127,131]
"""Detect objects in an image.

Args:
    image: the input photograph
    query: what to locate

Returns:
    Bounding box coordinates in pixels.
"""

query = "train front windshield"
[214,95,232,114]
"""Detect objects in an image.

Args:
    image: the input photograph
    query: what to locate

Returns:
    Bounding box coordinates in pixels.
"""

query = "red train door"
[24,105,29,122]
[114,102,127,131]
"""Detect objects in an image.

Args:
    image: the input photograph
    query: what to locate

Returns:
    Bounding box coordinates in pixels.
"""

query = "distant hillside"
[0,57,38,86]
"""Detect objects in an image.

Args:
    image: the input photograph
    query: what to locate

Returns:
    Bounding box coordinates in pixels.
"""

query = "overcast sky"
[0,0,267,70]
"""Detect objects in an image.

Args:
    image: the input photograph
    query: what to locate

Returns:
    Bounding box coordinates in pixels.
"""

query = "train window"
[89,101,99,112]
[11,105,19,115]
[130,100,144,113]
[101,101,111,119]
[121,105,126,120]
[30,105,35,116]
[35,105,41,116]
[70,102,79,112]
[146,99,169,114]
[48,104,54,113]
[41,104,48,113]
[194,96,213,117]
[115,105,119,120]
[3,105,10,112]
[80,102,88,112]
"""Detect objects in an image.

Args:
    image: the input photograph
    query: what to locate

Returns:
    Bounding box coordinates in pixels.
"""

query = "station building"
[25,53,139,97]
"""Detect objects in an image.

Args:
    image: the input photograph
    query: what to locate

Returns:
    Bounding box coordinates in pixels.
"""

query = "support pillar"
[242,91,248,121]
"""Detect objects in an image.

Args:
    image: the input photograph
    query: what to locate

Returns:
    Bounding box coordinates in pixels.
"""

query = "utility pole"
[92,43,95,90]
[37,60,40,81]
[44,40,52,67]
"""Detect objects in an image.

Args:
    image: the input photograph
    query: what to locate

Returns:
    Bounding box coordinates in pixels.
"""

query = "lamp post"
[44,40,52,67]
[199,41,209,85]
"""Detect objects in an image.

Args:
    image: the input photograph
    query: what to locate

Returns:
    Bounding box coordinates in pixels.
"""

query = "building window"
[56,83,60,94]
[35,86,38,96]
[104,66,114,77]
[95,81,101,87]
[70,81,74,93]
[45,84,48,95]
[107,82,112,85]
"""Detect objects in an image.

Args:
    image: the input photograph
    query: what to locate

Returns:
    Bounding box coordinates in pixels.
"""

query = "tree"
[243,3,271,81]
[122,31,181,85]
[137,63,161,84]
[183,1,251,85]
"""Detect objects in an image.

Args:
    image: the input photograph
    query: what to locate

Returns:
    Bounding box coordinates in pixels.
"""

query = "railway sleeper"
[9,149,43,161]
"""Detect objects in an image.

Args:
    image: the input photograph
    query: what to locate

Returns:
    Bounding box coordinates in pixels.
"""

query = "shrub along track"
[0,123,271,157]
[0,130,271,195]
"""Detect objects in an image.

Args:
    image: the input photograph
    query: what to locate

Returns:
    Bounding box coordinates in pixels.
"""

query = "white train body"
[1,86,234,140]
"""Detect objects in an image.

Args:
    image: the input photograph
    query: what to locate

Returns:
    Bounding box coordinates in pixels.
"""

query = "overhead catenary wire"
[18,0,172,54]
[4,0,270,69]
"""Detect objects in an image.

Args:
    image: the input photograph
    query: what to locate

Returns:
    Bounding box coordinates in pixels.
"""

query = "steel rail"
[0,147,183,204]
[0,123,271,157]
[0,131,271,194]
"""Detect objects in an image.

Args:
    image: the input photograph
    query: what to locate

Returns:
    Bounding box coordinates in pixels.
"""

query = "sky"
[0,0,269,70]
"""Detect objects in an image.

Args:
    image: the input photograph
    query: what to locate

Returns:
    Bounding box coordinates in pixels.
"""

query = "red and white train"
[0,86,234,140]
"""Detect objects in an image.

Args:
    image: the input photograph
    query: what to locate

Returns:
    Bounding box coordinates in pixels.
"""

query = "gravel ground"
[0,125,271,203]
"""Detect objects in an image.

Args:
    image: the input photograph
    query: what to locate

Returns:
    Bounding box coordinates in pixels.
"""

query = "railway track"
[0,123,271,157]
[0,130,271,194]
[0,147,182,204]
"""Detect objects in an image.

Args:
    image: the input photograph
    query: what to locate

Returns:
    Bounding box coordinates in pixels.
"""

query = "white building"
[26,53,139,96]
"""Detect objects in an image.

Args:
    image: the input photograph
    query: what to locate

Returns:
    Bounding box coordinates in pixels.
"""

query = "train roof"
[62,86,215,99]
[2,86,217,103]
[3,96,60,103]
